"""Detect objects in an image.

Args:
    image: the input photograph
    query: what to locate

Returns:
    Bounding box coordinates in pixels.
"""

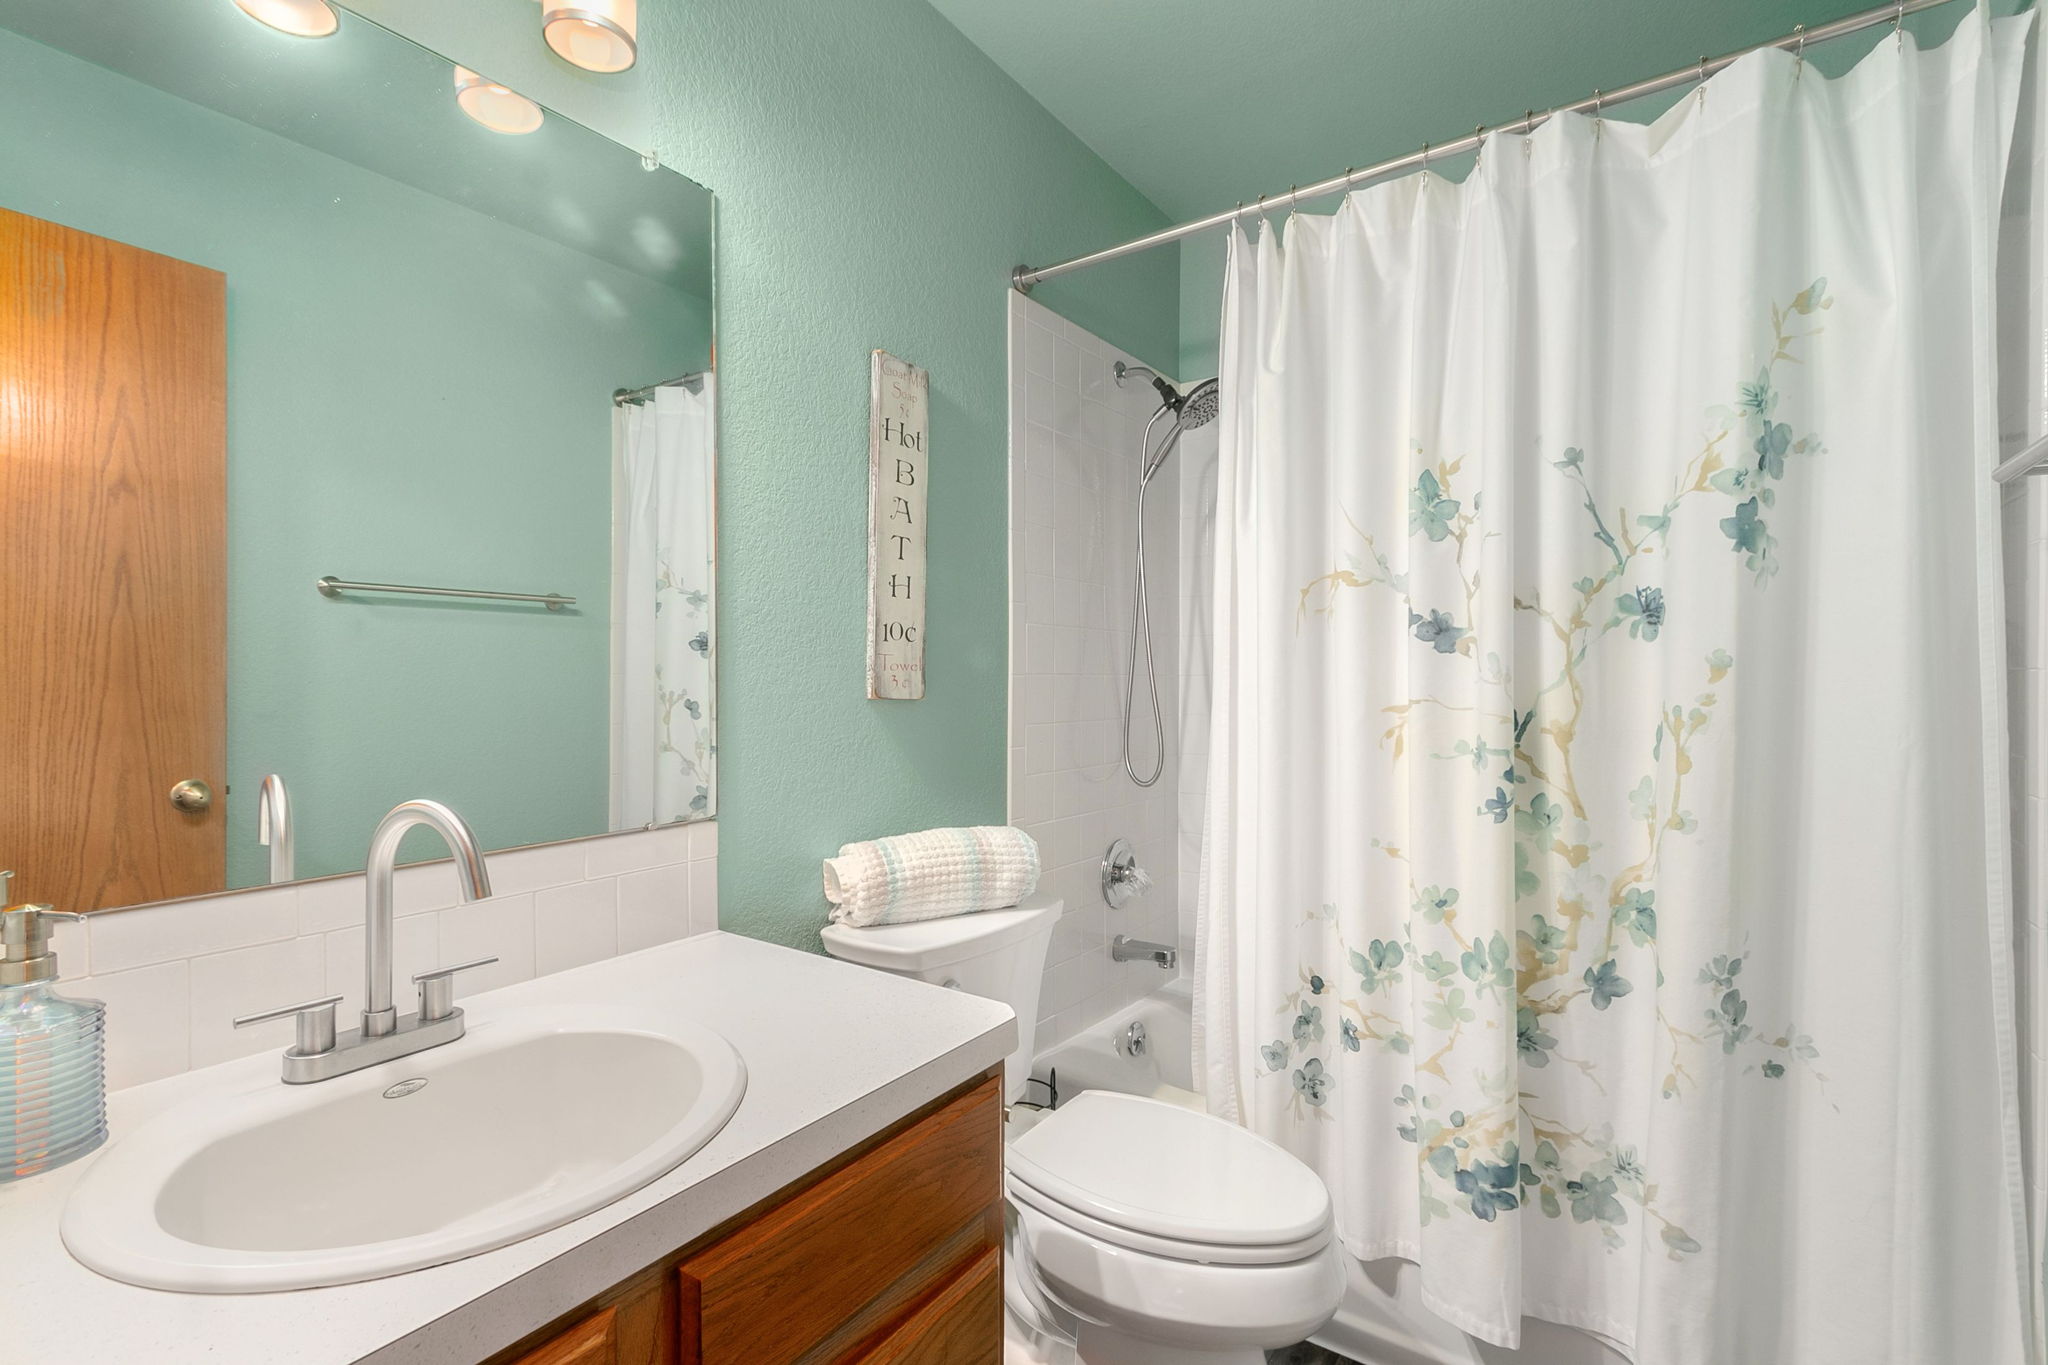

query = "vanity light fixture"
[230,0,339,38]
[453,66,545,136]
[543,0,637,73]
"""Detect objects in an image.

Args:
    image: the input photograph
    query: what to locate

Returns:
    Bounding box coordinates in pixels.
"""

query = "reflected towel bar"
[315,576,575,611]
[1995,433,2048,484]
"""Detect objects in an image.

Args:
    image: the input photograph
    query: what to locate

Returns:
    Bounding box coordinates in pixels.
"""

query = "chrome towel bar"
[315,576,575,610]
[1995,432,2048,485]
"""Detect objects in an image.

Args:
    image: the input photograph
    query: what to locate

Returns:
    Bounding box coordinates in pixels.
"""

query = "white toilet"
[821,894,1344,1365]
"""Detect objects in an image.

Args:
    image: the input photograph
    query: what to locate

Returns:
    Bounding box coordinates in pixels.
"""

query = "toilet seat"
[1005,1173,1331,1266]
[1005,1091,1333,1267]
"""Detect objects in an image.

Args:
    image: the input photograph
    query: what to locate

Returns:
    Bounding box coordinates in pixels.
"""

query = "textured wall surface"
[640,0,1180,949]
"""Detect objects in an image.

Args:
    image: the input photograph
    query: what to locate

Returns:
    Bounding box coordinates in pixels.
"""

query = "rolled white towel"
[823,826,1041,927]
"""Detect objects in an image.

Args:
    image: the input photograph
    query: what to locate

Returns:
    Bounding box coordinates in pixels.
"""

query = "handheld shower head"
[1115,366,1219,791]
[1176,378,1219,431]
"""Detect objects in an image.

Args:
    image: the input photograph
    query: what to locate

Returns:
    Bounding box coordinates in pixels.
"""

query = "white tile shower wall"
[2004,478,2048,1293]
[1008,293,1182,1051]
[56,821,718,1089]
[1176,421,1219,967]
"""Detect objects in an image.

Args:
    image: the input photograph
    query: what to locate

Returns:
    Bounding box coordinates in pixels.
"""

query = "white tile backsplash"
[85,961,191,1091]
[535,878,621,977]
[617,862,695,954]
[188,935,328,1069]
[482,840,589,897]
[1008,294,1184,1051]
[439,893,539,997]
[59,822,718,1089]
[324,913,441,1024]
[90,883,296,976]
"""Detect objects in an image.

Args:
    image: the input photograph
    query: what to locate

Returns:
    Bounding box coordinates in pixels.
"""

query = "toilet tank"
[820,893,1062,1103]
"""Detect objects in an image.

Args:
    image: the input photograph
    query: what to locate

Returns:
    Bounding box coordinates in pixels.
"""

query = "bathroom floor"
[1267,1345,1365,1365]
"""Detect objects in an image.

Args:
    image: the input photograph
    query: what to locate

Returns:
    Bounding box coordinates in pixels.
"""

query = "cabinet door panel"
[677,1077,1001,1365]
[508,1306,618,1365]
[851,1249,1001,1365]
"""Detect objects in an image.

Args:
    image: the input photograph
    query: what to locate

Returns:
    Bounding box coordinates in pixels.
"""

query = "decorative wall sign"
[867,350,928,699]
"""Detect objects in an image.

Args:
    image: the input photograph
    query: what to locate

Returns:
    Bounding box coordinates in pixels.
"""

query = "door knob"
[169,779,213,812]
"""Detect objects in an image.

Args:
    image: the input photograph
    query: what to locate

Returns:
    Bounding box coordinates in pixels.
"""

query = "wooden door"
[1,207,227,912]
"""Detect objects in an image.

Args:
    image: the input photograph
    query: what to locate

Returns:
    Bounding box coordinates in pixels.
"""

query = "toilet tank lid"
[820,893,1062,972]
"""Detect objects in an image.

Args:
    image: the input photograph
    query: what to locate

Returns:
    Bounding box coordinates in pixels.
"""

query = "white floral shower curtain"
[1196,12,2033,1363]
[612,378,716,827]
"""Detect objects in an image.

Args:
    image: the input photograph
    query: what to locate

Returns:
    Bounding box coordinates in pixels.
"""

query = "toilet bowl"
[821,897,1344,1364]
[1008,1089,1345,1364]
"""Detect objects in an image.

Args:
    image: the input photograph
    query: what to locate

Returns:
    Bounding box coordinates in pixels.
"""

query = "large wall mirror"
[0,0,717,912]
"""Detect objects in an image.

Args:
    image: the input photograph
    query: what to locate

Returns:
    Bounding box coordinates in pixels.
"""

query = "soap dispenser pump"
[0,871,107,1180]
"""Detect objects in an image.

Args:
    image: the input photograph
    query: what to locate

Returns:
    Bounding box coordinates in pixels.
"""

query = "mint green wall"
[637,0,1180,949]
[0,29,710,887]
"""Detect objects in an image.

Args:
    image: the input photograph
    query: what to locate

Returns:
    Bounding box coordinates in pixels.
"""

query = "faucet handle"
[233,994,343,1057]
[412,957,497,1022]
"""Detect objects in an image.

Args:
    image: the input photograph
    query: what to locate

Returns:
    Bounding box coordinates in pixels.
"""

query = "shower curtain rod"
[1011,0,1958,293]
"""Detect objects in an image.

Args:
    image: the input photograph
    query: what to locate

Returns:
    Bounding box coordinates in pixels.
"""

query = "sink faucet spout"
[363,800,491,1037]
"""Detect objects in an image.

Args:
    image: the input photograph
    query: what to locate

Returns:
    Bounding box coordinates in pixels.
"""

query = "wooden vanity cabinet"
[493,1073,1004,1365]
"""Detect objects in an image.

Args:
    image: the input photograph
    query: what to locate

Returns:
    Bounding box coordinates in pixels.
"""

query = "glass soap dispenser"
[0,871,106,1181]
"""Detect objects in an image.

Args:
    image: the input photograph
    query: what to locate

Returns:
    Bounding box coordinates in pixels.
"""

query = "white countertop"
[0,931,1015,1364]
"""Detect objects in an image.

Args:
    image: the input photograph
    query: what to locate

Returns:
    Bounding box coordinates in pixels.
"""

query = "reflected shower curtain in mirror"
[1195,11,2032,1362]
[612,379,716,827]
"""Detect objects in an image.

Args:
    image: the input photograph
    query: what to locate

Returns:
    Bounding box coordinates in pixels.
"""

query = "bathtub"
[1030,981,1626,1365]
[1029,977,1200,1111]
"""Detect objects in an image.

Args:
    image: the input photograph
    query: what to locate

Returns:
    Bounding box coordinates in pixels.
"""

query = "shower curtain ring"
[1895,2,1905,47]
[1523,109,1536,156]
[1288,184,1300,212]
[1697,55,1709,107]
[1473,124,1485,166]
[1420,142,1430,178]
[1793,23,1807,78]
[1593,90,1604,139]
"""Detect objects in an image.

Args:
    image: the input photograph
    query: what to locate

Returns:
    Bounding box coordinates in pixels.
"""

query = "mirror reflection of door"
[1,205,226,912]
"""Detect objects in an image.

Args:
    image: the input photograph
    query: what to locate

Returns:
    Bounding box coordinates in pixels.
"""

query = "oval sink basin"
[60,1002,745,1292]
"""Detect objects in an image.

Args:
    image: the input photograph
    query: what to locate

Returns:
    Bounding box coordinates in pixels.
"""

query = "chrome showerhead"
[1176,378,1219,430]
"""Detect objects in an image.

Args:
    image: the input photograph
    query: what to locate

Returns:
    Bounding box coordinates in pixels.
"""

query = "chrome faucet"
[1111,935,1178,970]
[362,801,490,1035]
[234,799,498,1083]
[257,773,294,884]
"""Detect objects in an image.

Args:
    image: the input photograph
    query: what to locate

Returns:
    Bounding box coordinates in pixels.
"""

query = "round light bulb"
[543,0,636,74]
[453,67,545,136]
[231,0,339,38]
